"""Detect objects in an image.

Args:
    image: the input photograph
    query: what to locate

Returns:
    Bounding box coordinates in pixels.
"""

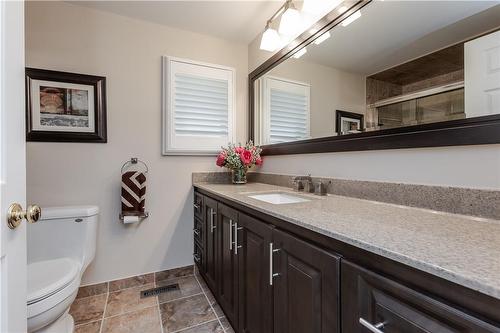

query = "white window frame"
[162,56,235,155]
[260,76,311,145]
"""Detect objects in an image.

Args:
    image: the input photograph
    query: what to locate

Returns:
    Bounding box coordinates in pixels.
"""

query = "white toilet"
[27,206,99,333]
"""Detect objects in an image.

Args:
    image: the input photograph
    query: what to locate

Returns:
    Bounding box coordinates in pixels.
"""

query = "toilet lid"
[27,258,79,305]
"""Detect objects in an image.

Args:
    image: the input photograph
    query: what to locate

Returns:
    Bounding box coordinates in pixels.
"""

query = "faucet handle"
[314,180,330,196]
[292,179,304,192]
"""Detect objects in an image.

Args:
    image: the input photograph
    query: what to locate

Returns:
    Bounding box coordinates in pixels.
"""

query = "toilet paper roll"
[123,215,140,224]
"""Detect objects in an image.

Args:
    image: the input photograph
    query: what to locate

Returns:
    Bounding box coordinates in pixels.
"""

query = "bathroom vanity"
[192,183,500,333]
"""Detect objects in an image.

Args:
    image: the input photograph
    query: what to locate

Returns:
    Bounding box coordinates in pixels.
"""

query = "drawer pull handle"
[193,203,200,210]
[229,219,233,251]
[210,208,216,232]
[193,229,200,236]
[269,243,281,285]
[359,318,385,333]
[234,224,243,255]
[193,253,201,263]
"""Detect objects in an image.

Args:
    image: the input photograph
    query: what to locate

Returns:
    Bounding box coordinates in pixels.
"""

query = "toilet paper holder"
[119,211,149,221]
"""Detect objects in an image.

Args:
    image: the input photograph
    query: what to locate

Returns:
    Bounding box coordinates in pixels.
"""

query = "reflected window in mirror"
[251,1,500,149]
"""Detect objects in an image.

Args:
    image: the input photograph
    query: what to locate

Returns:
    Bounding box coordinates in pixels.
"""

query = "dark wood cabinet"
[217,204,239,329]
[238,214,273,333]
[342,261,500,333]
[272,228,340,333]
[193,189,500,333]
[203,196,218,292]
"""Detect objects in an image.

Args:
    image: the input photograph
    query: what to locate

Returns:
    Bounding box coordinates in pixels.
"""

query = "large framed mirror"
[249,0,500,155]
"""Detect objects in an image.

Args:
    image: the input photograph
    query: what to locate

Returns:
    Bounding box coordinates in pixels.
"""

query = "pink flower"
[239,149,252,166]
[255,157,263,166]
[216,153,226,167]
[235,147,244,154]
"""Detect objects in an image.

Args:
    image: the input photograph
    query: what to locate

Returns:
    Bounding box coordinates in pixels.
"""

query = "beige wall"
[25,1,248,285]
[266,59,366,138]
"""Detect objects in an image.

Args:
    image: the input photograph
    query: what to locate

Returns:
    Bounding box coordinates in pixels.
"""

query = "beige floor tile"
[69,294,107,325]
[219,317,235,333]
[177,319,224,333]
[211,303,224,318]
[157,276,202,304]
[109,273,154,292]
[74,320,101,333]
[76,283,108,299]
[104,283,156,317]
[155,265,194,282]
[159,294,216,332]
[102,306,161,333]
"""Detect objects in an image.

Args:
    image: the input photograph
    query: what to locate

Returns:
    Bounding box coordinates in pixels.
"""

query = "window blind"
[174,73,229,137]
[162,56,234,155]
[262,77,310,144]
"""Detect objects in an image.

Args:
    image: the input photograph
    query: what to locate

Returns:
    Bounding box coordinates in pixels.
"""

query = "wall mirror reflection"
[252,1,500,147]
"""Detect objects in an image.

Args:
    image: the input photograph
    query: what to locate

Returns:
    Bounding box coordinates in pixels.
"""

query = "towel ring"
[121,158,149,174]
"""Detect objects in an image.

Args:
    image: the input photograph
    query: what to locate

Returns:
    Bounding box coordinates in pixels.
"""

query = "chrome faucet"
[292,175,313,192]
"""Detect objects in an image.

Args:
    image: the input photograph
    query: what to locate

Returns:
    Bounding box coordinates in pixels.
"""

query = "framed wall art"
[26,68,107,142]
[335,110,364,135]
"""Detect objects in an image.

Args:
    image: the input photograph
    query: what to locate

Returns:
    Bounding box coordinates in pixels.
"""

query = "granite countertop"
[194,182,500,300]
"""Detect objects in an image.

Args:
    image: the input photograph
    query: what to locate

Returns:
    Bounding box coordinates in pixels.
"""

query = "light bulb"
[341,10,361,27]
[279,7,301,36]
[293,47,307,59]
[260,27,281,51]
[313,31,331,45]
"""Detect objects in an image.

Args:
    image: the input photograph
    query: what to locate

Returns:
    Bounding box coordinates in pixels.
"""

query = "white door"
[465,29,500,117]
[0,1,28,332]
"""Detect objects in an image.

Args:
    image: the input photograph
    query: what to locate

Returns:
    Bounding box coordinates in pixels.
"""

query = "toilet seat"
[27,258,80,319]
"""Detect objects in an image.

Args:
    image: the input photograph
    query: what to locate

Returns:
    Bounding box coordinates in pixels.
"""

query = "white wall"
[25,1,248,285]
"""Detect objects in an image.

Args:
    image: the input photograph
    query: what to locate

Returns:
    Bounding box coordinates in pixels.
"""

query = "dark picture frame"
[26,68,107,143]
[248,0,500,156]
[335,110,364,135]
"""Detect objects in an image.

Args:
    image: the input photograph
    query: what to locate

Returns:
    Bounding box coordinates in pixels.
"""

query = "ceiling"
[69,0,283,44]
[299,1,500,75]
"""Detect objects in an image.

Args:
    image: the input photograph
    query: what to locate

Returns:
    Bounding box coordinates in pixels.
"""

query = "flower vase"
[232,168,247,184]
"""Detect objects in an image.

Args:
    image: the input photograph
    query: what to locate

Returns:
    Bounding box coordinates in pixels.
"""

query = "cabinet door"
[218,203,239,329]
[272,229,340,333]
[238,214,273,333]
[204,196,218,292]
[342,261,500,333]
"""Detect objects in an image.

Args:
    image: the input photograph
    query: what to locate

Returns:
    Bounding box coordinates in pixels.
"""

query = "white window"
[162,56,235,155]
[261,76,310,144]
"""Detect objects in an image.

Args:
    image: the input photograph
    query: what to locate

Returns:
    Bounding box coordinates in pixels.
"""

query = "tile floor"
[70,266,235,333]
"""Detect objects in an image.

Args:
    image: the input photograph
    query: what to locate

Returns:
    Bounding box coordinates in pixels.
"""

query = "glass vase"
[232,168,247,184]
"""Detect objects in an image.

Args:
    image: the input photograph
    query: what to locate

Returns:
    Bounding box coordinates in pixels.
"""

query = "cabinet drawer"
[193,217,203,246]
[341,261,500,333]
[194,192,204,219]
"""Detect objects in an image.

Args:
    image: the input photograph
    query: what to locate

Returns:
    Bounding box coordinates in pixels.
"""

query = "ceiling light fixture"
[260,22,282,52]
[313,31,331,45]
[341,10,361,27]
[303,0,342,15]
[293,47,307,59]
[279,1,301,36]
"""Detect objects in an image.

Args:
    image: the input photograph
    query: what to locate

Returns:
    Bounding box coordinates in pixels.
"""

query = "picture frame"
[335,110,364,135]
[25,68,107,142]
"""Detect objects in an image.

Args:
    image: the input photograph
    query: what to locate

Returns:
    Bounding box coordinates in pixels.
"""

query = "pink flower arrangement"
[216,141,263,171]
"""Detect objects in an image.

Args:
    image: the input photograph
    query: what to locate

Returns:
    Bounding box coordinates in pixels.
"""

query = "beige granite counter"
[194,182,500,300]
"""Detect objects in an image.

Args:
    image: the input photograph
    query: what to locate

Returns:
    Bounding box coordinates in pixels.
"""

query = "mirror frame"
[248,0,500,155]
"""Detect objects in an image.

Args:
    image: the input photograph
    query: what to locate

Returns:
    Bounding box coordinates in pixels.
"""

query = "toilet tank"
[27,206,99,273]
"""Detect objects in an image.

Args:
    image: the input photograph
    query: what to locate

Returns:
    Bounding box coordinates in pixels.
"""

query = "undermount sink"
[248,192,310,205]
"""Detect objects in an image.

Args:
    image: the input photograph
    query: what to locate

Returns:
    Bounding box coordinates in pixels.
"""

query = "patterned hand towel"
[121,171,146,213]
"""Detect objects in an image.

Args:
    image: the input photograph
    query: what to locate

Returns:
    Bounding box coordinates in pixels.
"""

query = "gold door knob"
[7,203,42,229]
